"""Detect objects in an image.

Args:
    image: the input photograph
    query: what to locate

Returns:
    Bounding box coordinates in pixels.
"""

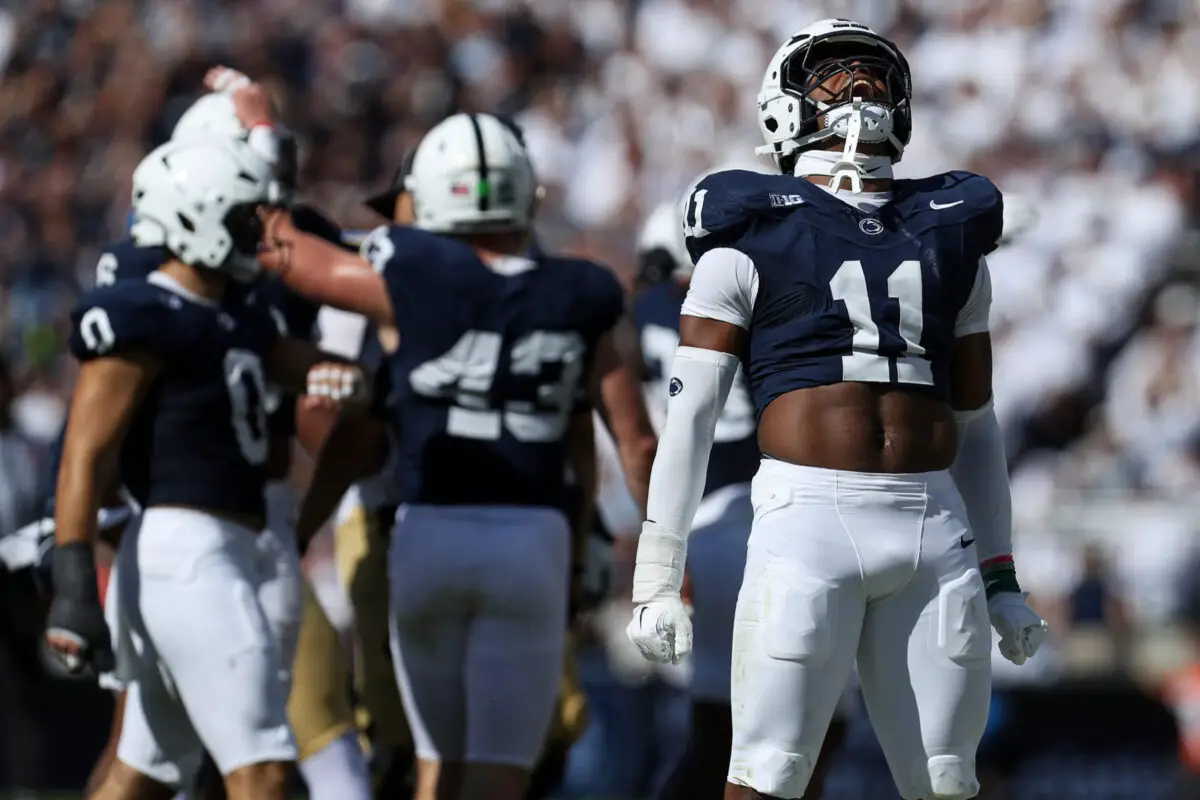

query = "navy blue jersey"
[68,276,281,519]
[365,225,625,507]
[635,280,759,494]
[684,170,1002,411]
[95,238,168,286]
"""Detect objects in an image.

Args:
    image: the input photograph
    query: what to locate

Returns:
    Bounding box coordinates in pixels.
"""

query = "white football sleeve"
[633,346,740,604]
[950,398,1012,563]
[644,346,740,534]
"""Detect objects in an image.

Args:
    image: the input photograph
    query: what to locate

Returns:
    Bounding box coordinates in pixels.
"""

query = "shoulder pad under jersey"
[683,170,812,263]
[95,239,167,287]
[895,171,1004,257]
[359,224,444,277]
[68,282,180,362]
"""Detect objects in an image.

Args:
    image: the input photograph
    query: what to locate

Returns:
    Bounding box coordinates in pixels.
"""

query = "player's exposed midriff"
[758,382,957,474]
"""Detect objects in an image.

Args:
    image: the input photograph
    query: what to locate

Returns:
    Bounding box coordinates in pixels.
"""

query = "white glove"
[988,592,1048,665]
[626,522,692,664]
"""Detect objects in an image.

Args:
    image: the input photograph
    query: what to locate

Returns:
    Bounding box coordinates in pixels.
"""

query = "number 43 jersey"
[683,170,1003,412]
[68,273,281,519]
[364,225,625,508]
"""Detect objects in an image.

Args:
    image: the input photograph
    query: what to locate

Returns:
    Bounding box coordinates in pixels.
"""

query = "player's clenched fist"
[45,542,114,676]
[304,362,370,412]
[627,520,692,664]
[988,592,1048,666]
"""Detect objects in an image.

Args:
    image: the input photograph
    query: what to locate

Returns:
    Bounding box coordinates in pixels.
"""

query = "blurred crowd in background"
[2,0,1200,795]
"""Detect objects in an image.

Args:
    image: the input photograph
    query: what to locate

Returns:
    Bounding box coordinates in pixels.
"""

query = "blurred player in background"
[41,73,375,800]
[199,69,376,800]
[47,135,367,800]
[626,18,1047,800]
[634,189,850,800]
[294,166,411,796]
[259,111,657,800]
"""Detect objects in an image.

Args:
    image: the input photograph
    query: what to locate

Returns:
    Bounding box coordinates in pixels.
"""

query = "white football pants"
[114,507,296,787]
[388,504,569,767]
[259,480,305,686]
[727,460,991,800]
[101,483,304,698]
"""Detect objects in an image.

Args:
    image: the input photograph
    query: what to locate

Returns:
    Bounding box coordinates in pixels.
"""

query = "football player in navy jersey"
[41,79,374,800]
[624,18,1048,800]
[258,111,657,800]
[635,191,849,800]
[48,137,368,800]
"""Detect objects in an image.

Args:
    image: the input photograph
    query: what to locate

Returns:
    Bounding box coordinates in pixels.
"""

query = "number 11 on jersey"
[830,259,933,386]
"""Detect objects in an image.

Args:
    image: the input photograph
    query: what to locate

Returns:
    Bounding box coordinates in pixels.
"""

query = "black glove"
[46,542,114,676]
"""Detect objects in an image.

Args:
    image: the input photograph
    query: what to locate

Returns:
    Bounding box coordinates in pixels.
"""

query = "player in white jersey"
[626,18,1048,800]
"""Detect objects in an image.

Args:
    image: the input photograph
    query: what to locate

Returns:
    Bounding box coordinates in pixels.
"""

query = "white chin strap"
[809,99,896,193]
[757,98,901,194]
[791,149,894,194]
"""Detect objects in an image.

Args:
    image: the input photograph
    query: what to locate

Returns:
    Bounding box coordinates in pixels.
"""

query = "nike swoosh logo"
[930,200,964,210]
[959,536,976,549]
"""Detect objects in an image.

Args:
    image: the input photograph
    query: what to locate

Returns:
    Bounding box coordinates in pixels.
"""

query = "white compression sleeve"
[949,398,1012,563]
[633,345,740,603]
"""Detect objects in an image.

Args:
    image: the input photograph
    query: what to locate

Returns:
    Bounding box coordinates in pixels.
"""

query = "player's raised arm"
[626,246,750,664]
[948,256,1047,665]
[591,317,657,514]
[259,210,395,326]
[50,350,159,675]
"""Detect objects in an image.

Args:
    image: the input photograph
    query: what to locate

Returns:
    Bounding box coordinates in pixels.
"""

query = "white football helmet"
[130,138,274,282]
[406,112,538,234]
[172,92,246,142]
[755,18,912,174]
[172,93,295,203]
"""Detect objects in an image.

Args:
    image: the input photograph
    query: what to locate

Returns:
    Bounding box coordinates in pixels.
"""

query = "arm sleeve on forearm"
[643,346,740,534]
[949,398,1012,562]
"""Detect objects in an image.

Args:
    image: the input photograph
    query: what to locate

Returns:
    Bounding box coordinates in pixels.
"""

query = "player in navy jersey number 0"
[624,18,1048,800]
[47,136,369,800]
[257,112,657,800]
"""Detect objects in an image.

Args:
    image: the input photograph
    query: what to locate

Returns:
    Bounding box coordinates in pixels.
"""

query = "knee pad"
[926,753,979,800]
[728,744,815,799]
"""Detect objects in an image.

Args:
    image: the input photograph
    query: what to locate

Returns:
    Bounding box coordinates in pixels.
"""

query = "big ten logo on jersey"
[410,329,586,442]
[831,258,931,385]
[640,324,755,441]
